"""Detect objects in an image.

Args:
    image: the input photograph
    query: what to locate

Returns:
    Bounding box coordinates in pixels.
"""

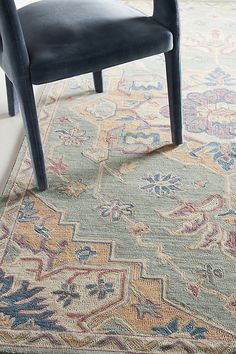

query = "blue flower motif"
[18,197,39,223]
[152,317,208,339]
[205,67,235,86]
[190,142,236,171]
[75,246,97,262]
[141,173,181,196]
[99,200,134,222]
[52,283,80,308]
[86,279,114,300]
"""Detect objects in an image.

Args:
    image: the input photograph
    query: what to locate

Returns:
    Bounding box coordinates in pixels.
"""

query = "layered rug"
[0,0,236,353]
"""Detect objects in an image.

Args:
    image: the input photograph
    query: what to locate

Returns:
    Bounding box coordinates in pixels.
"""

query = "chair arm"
[153,0,180,39]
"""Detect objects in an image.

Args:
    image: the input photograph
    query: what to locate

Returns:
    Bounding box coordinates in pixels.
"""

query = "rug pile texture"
[0,0,236,353]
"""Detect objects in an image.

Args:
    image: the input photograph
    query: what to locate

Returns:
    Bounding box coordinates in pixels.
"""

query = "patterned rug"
[0,0,236,353]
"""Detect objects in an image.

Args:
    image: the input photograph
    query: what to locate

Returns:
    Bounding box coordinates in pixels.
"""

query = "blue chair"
[0,0,182,191]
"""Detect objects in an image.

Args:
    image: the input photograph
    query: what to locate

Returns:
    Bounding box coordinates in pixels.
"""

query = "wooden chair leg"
[15,78,48,191]
[93,71,103,93]
[5,75,19,117]
[165,49,183,145]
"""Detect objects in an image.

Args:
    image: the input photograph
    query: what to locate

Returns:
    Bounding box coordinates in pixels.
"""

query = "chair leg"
[5,75,19,117]
[15,78,48,191]
[93,71,103,93]
[165,49,183,145]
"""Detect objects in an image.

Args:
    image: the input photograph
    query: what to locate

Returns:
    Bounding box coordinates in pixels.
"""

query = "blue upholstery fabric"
[0,0,29,82]
[18,0,173,84]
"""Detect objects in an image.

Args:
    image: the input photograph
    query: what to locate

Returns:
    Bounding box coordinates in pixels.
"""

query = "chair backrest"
[153,0,180,38]
[0,0,29,82]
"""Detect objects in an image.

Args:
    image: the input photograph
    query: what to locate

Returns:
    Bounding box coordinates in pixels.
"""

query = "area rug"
[0,0,236,353]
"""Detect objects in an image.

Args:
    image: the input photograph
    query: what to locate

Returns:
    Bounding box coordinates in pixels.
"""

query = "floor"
[0,0,41,195]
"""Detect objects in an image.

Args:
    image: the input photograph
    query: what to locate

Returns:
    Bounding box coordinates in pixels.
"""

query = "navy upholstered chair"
[0,0,182,191]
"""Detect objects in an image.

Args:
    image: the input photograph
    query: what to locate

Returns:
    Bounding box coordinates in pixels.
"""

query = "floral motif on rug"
[0,0,236,353]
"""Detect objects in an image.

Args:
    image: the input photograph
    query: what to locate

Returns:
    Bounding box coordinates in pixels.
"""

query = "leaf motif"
[12,317,29,329]
[0,276,13,295]
[198,223,221,248]
[70,283,77,293]
[0,269,5,280]
[98,290,106,300]
[152,326,171,336]
[162,174,172,181]
[194,180,208,188]
[182,320,195,333]
[0,269,65,331]
[119,161,139,175]
[63,298,72,308]
[141,184,155,190]
[58,295,68,302]
[167,317,179,333]
[88,289,99,296]
[105,283,113,289]
[52,290,64,295]
[86,284,97,290]
[191,327,208,337]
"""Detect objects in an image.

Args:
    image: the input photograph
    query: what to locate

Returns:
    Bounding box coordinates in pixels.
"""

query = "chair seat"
[18,0,173,85]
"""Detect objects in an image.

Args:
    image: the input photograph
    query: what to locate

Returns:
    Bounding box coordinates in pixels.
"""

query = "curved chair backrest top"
[0,0,29,81]
[153,0,180,37]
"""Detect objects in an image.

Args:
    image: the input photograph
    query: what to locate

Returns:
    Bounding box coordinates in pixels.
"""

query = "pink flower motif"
[66,96,75,102]
[160,89,236,139]
[57,116,71,124]
[211,29,221,40]
[48,156,68,176]
[187,283,200,297]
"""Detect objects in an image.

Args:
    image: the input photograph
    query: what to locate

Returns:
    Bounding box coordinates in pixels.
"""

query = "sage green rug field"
[0,0,236,353]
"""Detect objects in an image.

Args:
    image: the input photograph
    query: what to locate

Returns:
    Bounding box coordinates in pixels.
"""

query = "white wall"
[0,0,41,195]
